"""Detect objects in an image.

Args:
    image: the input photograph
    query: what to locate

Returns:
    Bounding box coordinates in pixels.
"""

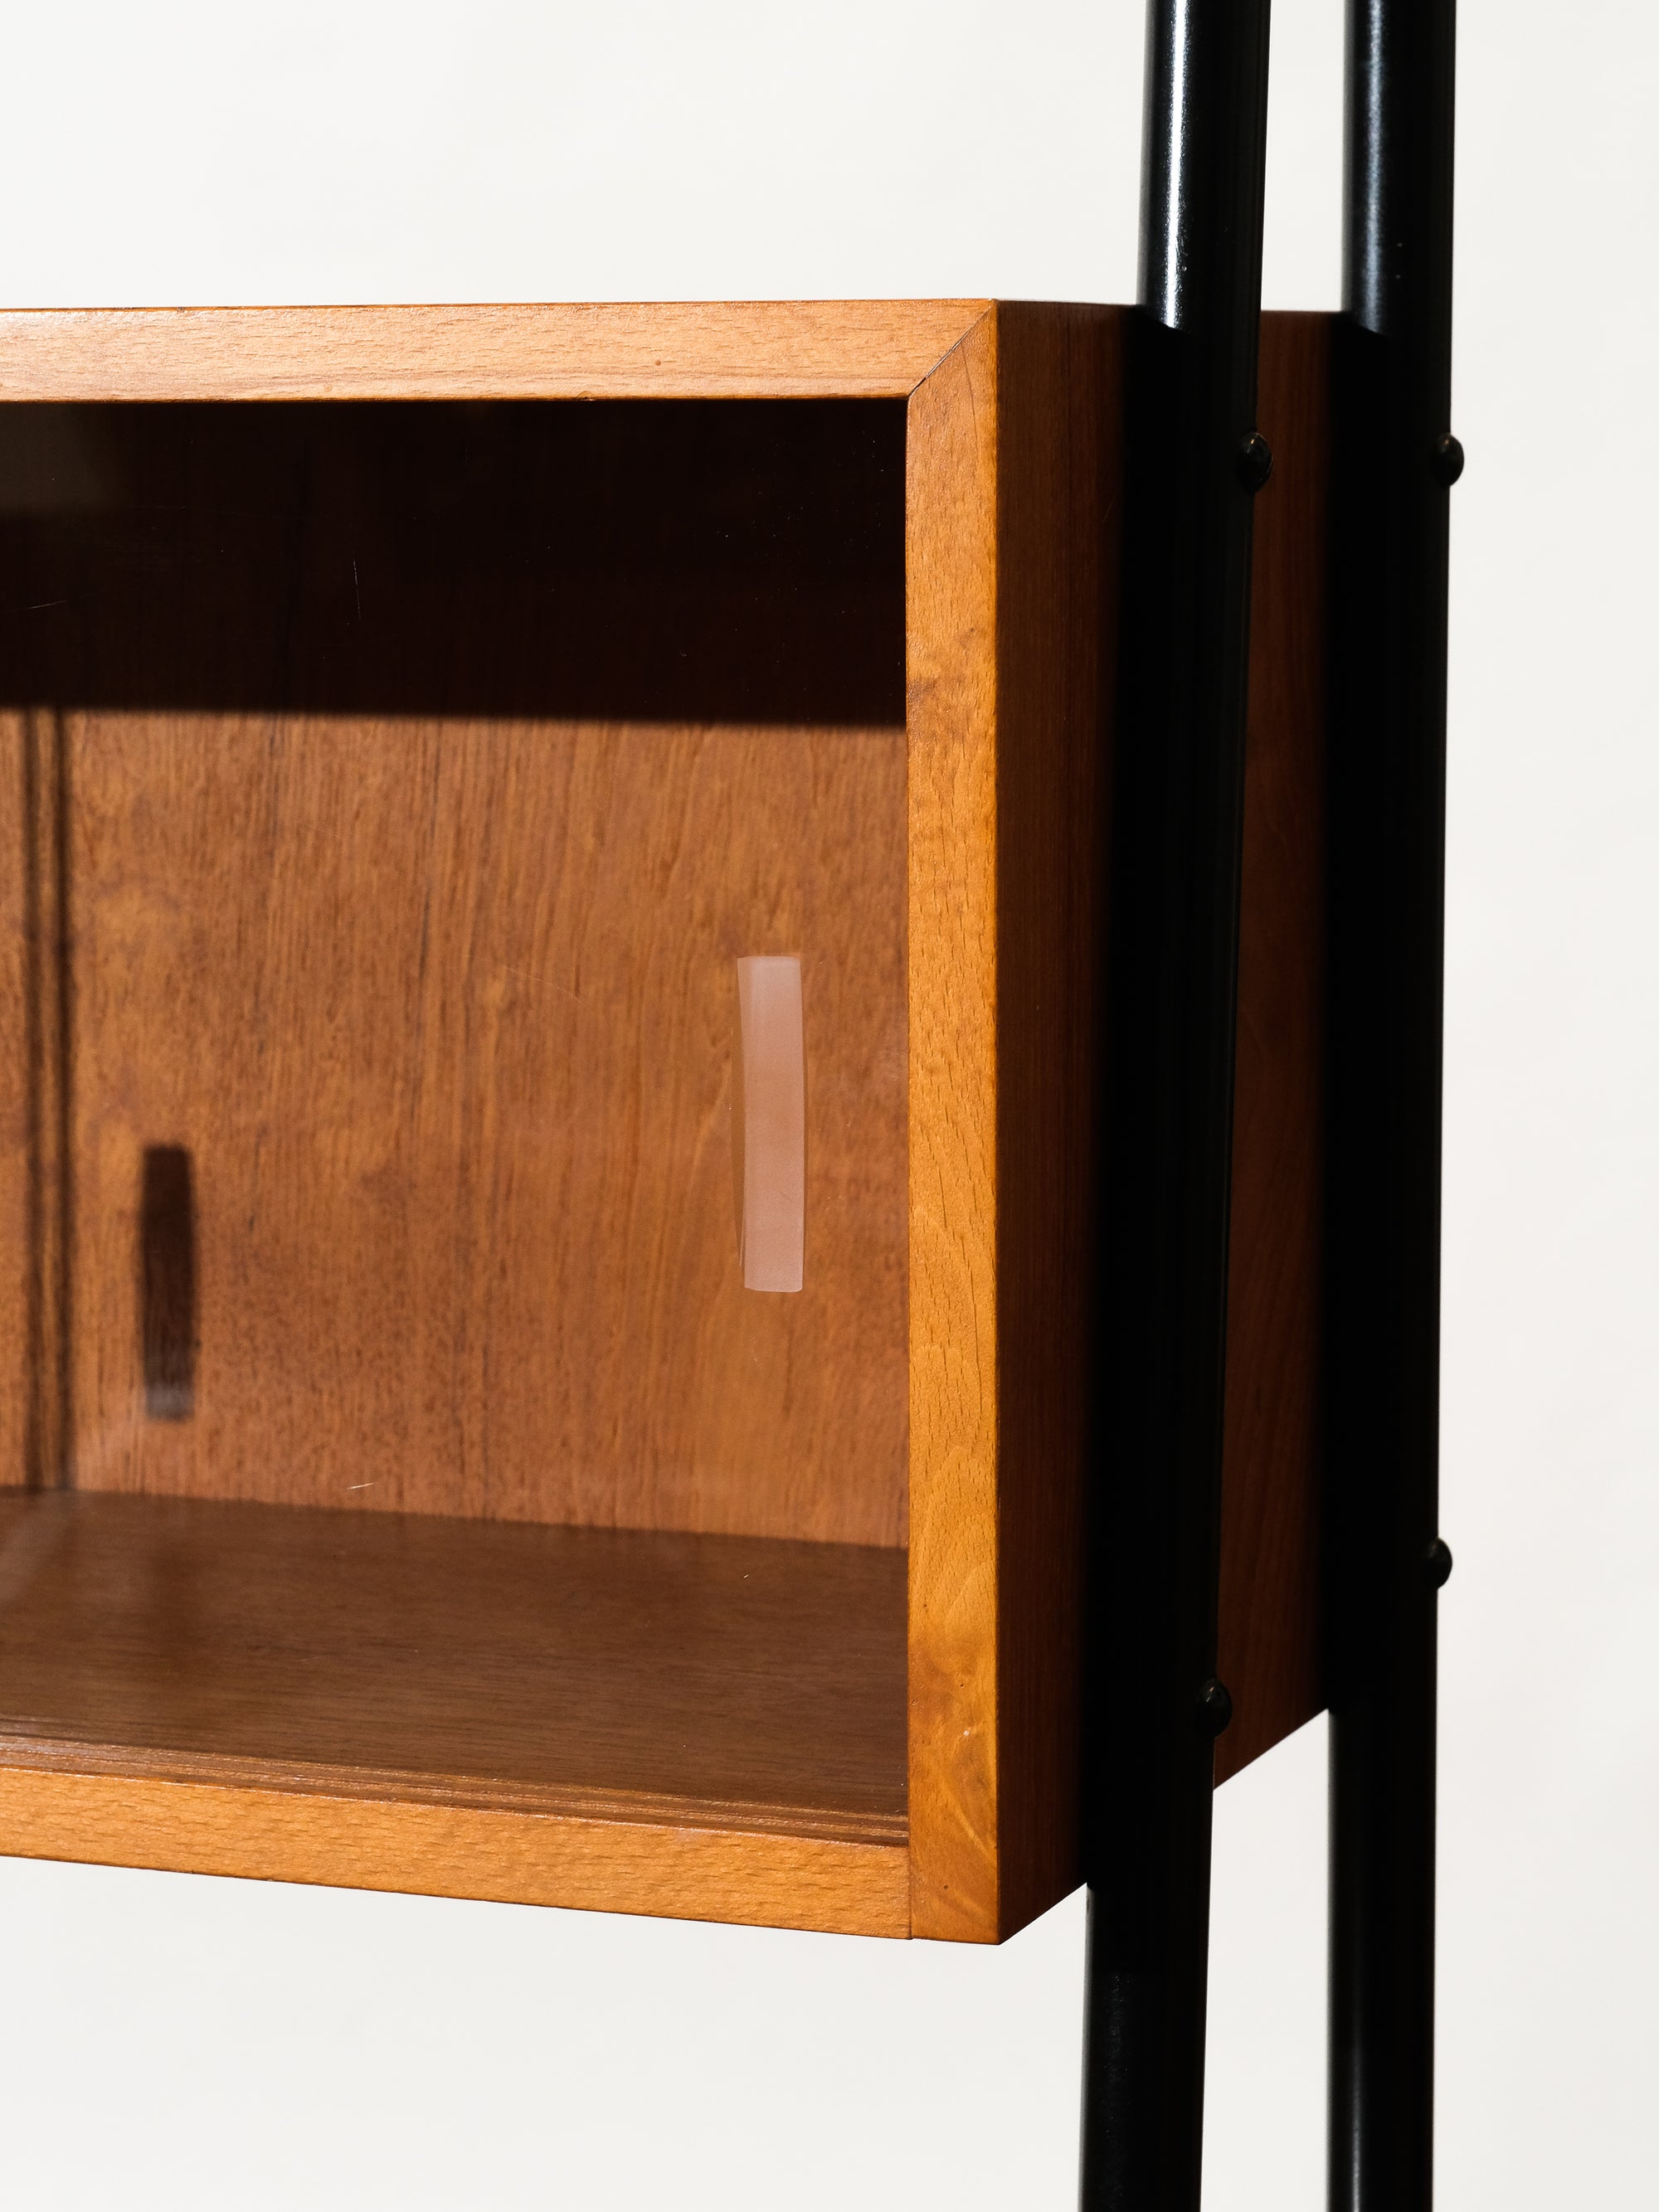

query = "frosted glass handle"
[735,956,804,1292]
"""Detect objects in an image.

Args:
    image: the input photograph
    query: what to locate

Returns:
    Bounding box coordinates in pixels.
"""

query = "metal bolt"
[1235,431,1273,493]
[1195,1678,1233,1737]
[1431,432,1465,486]
[1426,1537,1454,1589]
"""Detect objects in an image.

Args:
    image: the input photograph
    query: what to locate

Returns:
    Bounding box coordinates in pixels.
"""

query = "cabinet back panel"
[0,401,908,1544]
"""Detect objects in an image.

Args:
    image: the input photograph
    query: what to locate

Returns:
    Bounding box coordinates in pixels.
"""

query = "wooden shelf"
[0,1490,908,1933]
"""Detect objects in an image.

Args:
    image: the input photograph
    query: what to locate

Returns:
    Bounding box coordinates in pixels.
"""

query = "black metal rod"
[1325,2,1457,2209]
[1079,2,1272,2207]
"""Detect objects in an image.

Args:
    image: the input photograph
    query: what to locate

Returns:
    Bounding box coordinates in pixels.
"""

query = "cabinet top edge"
[0,299,1019,402]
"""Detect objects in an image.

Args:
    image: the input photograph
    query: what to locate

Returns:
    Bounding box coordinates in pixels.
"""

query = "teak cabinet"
[0,301,1325,1941]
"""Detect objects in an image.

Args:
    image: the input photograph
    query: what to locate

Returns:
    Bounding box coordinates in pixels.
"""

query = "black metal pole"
[1078,3,1272,2207]
[1325,2,1457,2209]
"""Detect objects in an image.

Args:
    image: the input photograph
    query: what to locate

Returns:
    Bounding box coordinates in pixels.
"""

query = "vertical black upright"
[1078,3,1272,2209]
[1325,2,1457,2210]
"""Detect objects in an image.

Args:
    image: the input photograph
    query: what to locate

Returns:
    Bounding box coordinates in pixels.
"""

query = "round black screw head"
[1426,1537,1454,1589]
[1195,1679,1233,1738]
[1235,431,1273,493]
[1432,432,1465,486]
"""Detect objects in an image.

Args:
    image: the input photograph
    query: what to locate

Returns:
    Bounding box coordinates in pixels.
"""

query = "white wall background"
[1,2,1654,2204]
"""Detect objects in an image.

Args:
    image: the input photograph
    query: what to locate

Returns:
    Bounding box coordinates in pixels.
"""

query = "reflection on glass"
[735,955,805,1294]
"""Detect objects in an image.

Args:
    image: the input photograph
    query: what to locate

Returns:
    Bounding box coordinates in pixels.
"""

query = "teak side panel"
[0,1766,910,1937]
[1214,312,1331,1781]
[905,304,1326,1925]
[990,306,1119,1933]
[906,313,1002,1941]
[0,300,990,403]
[906,305,1120,1942]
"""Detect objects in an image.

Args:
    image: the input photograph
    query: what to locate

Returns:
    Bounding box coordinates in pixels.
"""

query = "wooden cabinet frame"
[0,301,1324,1942]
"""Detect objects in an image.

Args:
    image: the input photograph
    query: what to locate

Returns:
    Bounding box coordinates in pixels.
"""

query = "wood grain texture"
[905,305,1121,1941]
[0,717,27,1487]
[0,711,69,1490]
[0,398,910,727]
[990,304,1120,1932]
[0,1490,905,1831]
[906,311,1002,1941]
[0,399,911,1545]
[0,1486,907,1933]
[1214,312,1331,1783]
[0,301,990,403]
[61,713,907,1544]
[0,304,1335,1935]
[0,1767,909,1937]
